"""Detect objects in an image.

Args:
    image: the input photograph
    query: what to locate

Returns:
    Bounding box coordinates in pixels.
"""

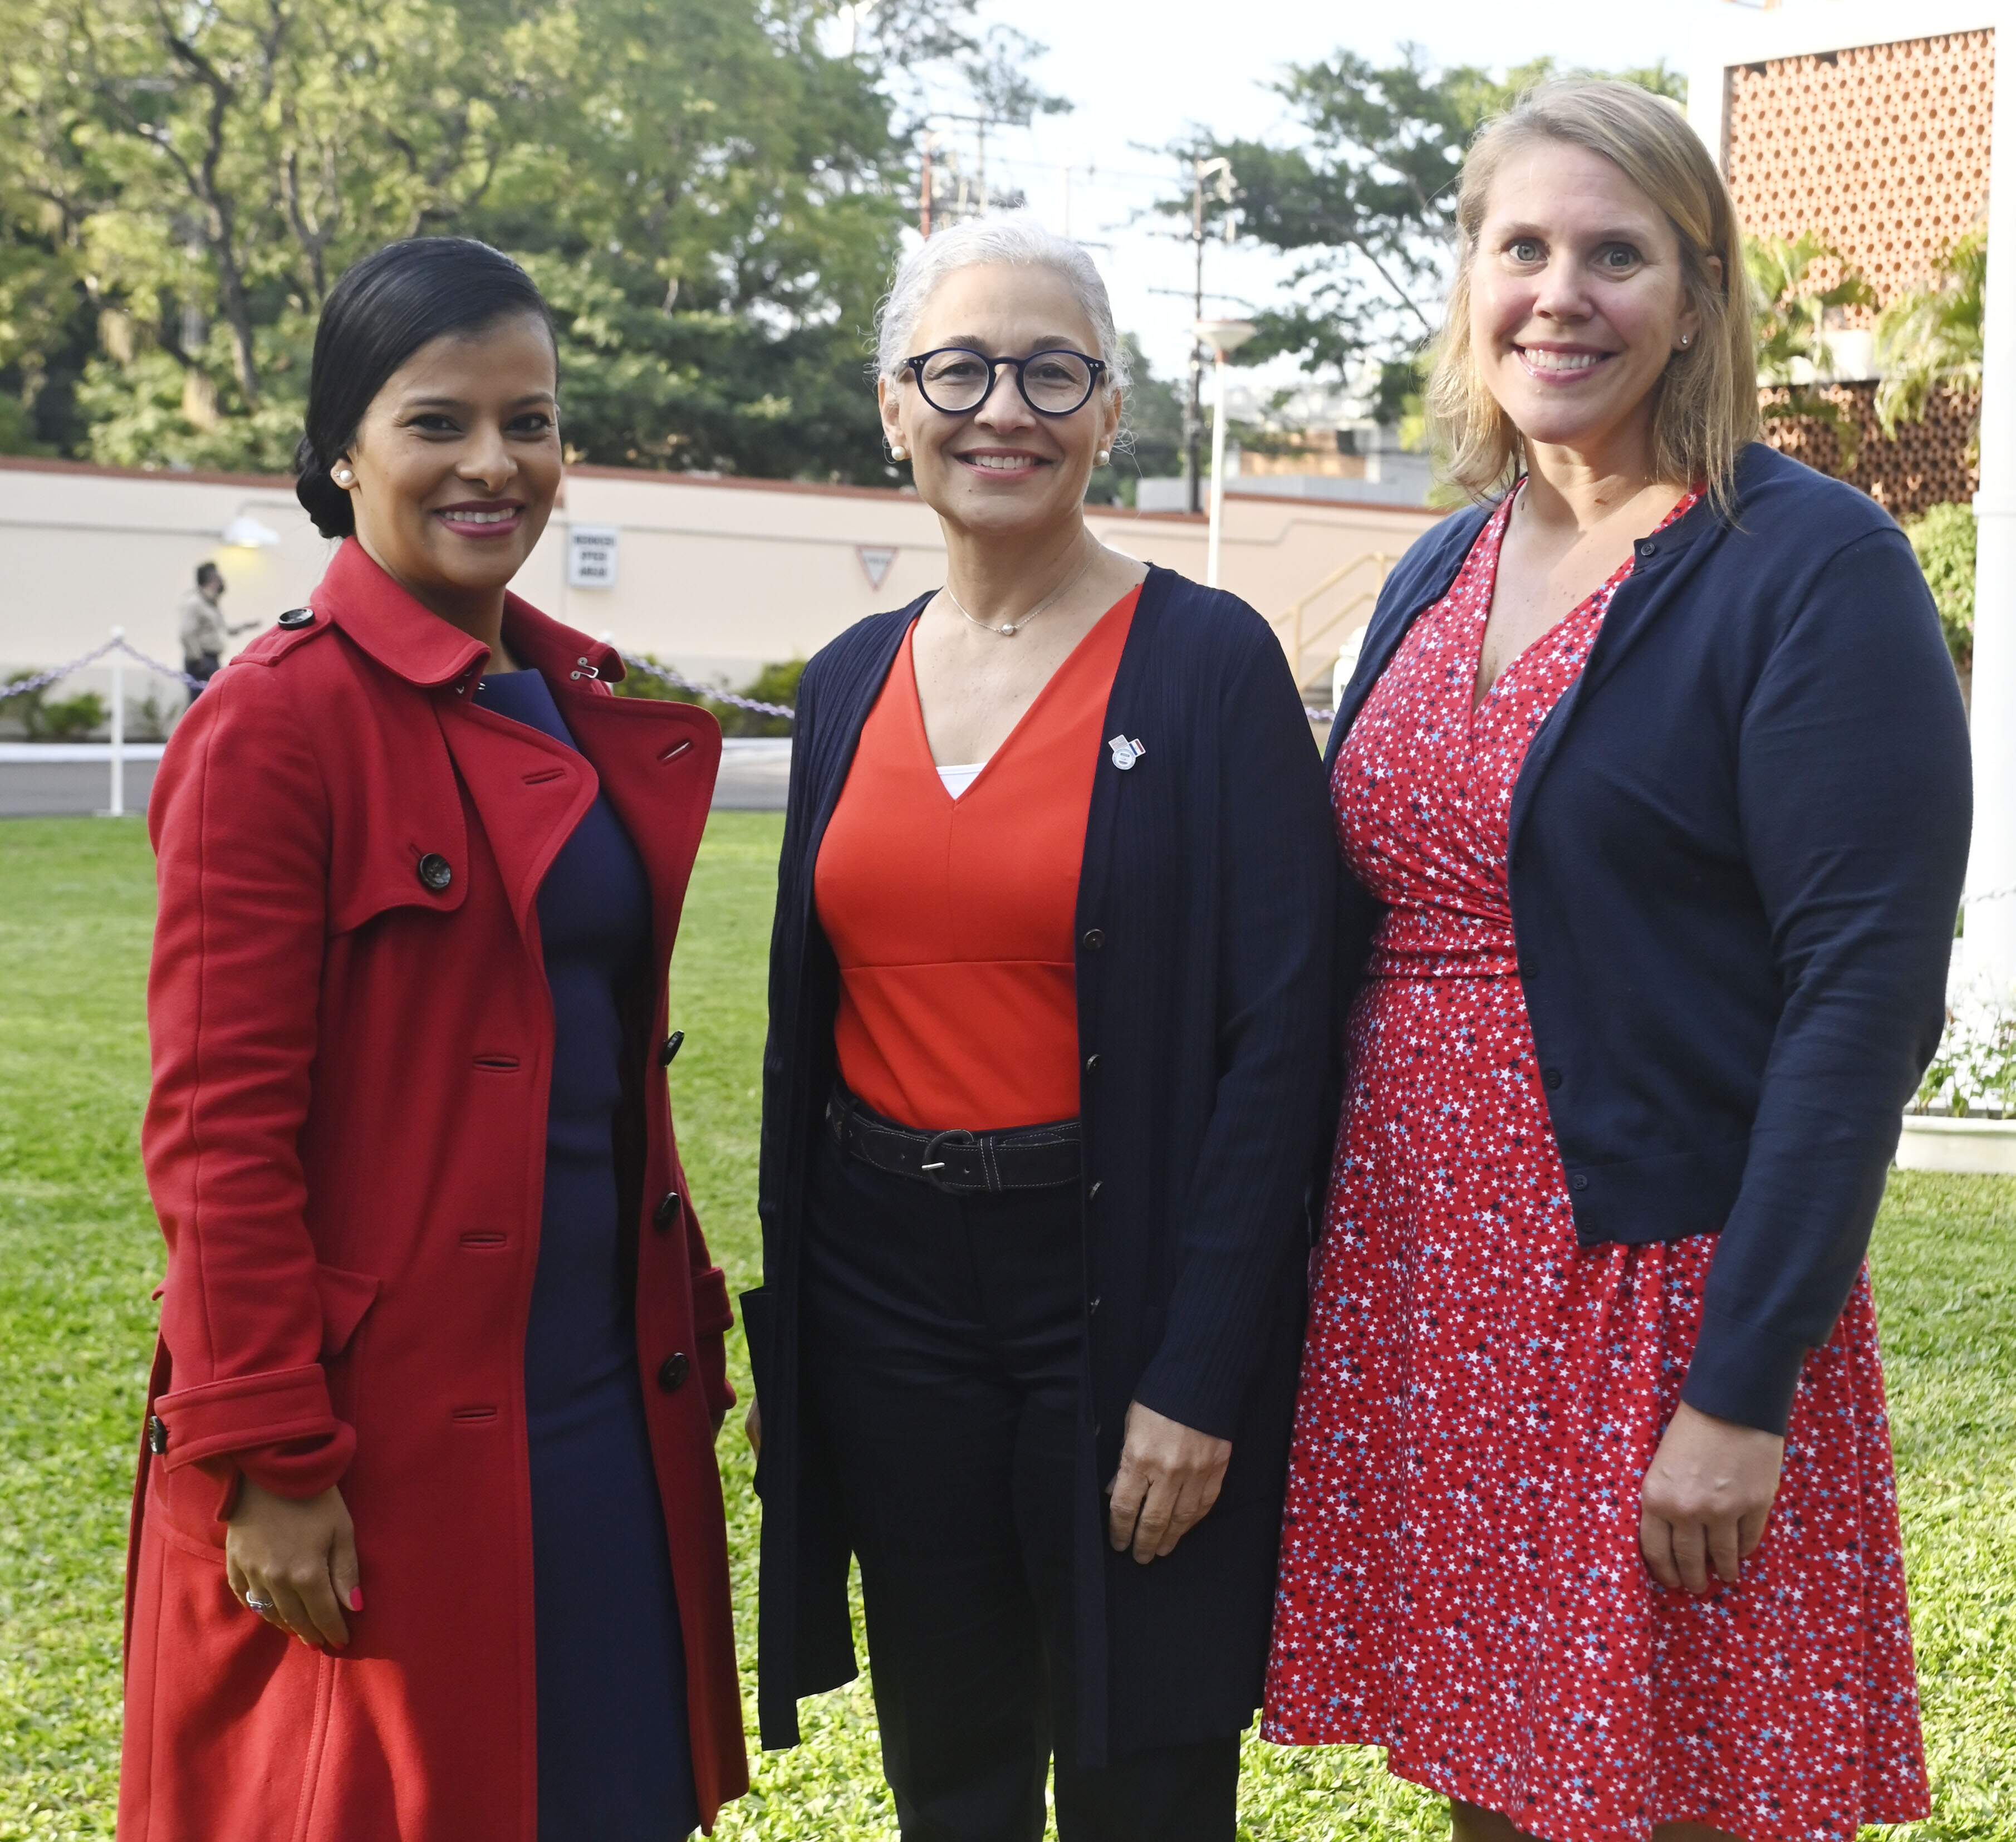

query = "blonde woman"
[1264,81,1967,1842]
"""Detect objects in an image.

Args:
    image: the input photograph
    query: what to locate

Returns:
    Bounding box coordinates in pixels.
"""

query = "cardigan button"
[416,853,453,893]
[1088,1295,1101,1315]
[657,1352,690,1393]
[145,1415,167,1455]
[1542,1067,1563,1090]
[1081,928,1105,951]
[1084,1052,1102,1073]
[660,1031,685,1067]
[1571,1174,1590,1193]
[654,1190,680,1230]
[1087,1179,1103,1202]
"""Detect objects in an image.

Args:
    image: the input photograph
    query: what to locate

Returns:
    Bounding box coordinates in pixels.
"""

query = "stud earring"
[889,443,908,462]
[331,464,355,487]
[1096,448,1112,466]
[1679,334,1693,349]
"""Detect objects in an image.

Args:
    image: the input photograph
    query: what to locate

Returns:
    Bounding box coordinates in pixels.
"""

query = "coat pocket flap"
[315,1262,381,1358]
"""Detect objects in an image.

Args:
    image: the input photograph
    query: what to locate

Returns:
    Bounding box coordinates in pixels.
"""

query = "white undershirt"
[936,762,988,800]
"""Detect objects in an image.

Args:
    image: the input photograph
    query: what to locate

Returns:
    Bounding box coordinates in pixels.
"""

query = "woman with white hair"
[742,215,1337,1839]
[1264,79,1965,1842]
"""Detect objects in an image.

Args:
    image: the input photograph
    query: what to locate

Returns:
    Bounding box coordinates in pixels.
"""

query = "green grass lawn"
[1,813,2010,1840]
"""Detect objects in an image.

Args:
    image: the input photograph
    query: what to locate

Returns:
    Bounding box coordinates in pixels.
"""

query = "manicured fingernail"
[348,1589,364,1611]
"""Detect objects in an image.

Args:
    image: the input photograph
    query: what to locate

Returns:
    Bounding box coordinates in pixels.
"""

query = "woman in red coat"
[119,238,748,1840]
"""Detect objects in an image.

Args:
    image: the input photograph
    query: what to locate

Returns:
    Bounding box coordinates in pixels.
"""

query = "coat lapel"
[437,701,596,946]
[558,688,722,973]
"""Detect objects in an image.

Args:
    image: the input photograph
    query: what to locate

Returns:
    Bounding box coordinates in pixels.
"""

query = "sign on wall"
[857,545,897,591]
[569,525,620,589]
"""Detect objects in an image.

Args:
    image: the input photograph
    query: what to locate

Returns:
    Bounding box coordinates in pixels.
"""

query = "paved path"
[0,738,794,820]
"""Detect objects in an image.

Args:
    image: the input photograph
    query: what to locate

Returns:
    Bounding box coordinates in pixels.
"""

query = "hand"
[744,1395,762,1455]
[1640,1401,1785,1594]
[225,1480,361,1649]
[1106,1402,1232,1564]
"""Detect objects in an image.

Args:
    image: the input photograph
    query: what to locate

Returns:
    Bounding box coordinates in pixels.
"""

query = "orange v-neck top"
[814,588,1140,1131]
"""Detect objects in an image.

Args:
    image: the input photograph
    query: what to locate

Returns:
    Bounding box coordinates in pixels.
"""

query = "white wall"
[0,457,1441,722]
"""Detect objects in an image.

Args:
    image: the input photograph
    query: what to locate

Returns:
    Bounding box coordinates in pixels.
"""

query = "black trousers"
[801,1129,1240,1842]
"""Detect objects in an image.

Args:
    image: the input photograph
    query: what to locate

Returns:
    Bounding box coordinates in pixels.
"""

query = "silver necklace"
[944,542,1100,638]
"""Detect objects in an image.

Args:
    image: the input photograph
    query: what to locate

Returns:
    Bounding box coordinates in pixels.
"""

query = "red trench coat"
[118,539,749,1839]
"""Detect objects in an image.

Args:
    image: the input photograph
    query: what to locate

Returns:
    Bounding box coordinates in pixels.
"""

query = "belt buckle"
[919,1128,978,1192]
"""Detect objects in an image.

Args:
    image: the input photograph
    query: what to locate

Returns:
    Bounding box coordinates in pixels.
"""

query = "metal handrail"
[1272,552,1394,687]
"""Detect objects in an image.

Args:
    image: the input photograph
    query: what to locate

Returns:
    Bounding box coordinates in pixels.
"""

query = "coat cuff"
[1129,1354,1242,1444]
[691,1264,735,1339]
[698,1331,735,1420]
[1677,1305,1809,1436]
[153,1364,349,1474]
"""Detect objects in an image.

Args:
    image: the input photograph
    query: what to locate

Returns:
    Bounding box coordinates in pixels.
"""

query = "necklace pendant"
[999,623,1017,636]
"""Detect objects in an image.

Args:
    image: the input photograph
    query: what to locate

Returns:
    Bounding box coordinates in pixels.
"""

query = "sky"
[914,0,1744,407]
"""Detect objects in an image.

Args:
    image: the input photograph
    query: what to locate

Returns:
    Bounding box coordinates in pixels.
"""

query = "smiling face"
[338,312,562,611]
[1468,139,1712,471]
[879,261,1121,542]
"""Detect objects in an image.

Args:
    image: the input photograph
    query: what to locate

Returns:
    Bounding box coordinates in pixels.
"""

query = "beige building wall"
[0,455,1439,721]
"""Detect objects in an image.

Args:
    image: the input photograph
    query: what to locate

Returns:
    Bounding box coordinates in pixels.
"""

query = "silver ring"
[244,1594,276,1613]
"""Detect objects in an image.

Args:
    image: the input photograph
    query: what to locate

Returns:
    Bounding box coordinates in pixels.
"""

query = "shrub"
[1915,985,2016,1117]
[1905,501,1976,674]
[0,674,109,741]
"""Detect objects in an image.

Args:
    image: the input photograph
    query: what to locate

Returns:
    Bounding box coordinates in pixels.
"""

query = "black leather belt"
[827,1090,1082,1194]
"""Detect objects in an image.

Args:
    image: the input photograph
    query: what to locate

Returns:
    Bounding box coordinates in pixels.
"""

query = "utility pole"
[1182,157,1235,514]
[930,111,1016,227]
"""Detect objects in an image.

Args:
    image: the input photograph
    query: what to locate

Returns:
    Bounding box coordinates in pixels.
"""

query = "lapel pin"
[1107,734,1146,772]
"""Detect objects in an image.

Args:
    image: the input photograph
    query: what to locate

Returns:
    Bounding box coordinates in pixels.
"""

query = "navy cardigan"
[1330,443,1971,1435]
[748,567,1336,1760]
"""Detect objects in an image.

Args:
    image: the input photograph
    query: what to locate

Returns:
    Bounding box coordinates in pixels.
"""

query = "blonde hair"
[1427,79,1758,512]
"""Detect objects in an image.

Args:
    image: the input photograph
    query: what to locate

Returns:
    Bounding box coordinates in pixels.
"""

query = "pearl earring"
[1096,448,1112,466]
[889,443,908,462]
[332,464,355,487]
[1679,334,1693,349]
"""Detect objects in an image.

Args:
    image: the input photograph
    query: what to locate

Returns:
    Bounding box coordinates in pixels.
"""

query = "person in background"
[175,561,253,694]
[121,236,747,1841]
[743,215,1336,1841]
[1263,79,1969,1842]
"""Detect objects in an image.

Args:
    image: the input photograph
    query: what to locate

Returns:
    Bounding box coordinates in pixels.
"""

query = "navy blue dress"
[473,668,698,1842]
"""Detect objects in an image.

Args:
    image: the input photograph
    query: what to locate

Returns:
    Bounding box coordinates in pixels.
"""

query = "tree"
[1904,501,1976,674]
[0,0,1044,481]
[1876,226,1985,444]
[1747,231,1876,467]
[1088,333,1184,504]
[1166,48,1685,390]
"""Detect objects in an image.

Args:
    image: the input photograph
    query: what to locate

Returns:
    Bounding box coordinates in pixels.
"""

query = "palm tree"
[1746,231,1877,468]
[1875,226,1986,445]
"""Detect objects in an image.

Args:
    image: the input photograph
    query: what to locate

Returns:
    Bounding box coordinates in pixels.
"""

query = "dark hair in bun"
[295,238,556,540]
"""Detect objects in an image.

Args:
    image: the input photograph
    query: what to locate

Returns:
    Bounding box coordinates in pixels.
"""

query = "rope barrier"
[3,636,210,700]
[617,654,797,721]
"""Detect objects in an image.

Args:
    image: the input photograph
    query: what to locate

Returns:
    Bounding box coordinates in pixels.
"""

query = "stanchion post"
[106,628,126,819]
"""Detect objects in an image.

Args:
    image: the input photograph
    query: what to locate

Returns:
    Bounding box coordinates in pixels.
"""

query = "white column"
[1206,355,1229,589]
[105,628,125,820]
[1966,27,2016,988]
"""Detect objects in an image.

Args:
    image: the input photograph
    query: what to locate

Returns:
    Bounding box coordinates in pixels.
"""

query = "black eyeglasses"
[901,346,1107,417]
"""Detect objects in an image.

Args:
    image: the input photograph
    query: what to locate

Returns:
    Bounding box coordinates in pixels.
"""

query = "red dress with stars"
[1262,489,1930,1842]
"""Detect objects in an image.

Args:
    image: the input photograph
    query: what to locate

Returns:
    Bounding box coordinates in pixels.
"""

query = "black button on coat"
[743,567,1337,1765]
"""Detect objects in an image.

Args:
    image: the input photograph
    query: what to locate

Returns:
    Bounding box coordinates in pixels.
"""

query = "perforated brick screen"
[1723,29,1993,517]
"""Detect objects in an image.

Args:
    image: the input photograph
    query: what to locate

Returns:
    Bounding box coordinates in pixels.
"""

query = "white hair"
[873,214,1131,396]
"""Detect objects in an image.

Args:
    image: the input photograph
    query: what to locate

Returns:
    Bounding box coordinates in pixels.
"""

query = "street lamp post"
[1195,319,1257,588]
